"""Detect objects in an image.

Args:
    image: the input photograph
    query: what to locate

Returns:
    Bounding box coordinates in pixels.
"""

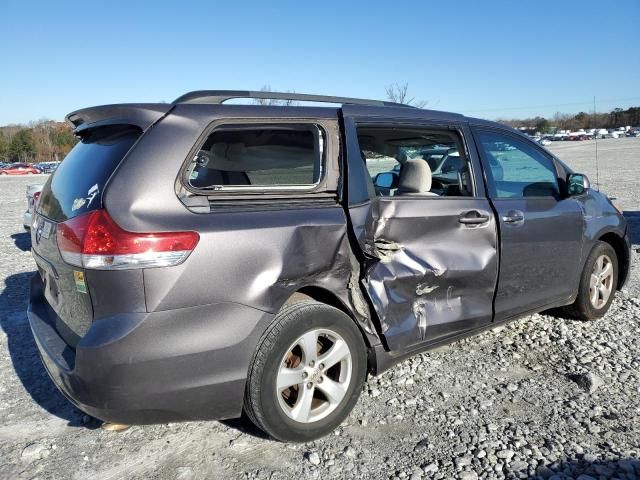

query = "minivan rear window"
[38,126,141,222]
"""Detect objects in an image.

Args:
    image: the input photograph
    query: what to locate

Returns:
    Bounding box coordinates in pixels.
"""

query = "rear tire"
[244,301,367,442]
[562,241,618,320]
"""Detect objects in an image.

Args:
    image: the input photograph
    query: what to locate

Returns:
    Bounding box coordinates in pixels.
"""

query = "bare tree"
[385,82,427,108]
[32,120,55,162]
[253,85,298,106]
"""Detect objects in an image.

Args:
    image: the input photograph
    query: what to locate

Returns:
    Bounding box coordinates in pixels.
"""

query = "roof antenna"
[593,95,600,191]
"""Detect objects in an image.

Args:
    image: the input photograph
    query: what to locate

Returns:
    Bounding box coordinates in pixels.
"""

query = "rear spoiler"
[66,104,174,135]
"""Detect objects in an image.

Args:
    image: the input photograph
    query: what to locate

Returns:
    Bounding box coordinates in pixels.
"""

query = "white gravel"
[0,138,638,479]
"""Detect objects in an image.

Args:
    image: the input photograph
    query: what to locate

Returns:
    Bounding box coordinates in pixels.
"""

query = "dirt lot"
[0,138,639,480]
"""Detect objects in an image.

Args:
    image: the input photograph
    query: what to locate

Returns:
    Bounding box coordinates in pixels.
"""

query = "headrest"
[398,159,432,194]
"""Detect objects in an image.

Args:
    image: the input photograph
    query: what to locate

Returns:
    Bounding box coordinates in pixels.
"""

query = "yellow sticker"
[73,270,87,294]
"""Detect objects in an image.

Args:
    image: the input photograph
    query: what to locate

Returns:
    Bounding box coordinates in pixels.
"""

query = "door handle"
[458,210,491,225]
[502,210,525,225]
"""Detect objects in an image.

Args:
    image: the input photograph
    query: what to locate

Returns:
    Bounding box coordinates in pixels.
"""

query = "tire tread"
[244,301,352,439]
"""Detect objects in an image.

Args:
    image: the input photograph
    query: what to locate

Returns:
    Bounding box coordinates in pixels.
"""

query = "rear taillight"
[56,209,199,270]
[33,191,41,203]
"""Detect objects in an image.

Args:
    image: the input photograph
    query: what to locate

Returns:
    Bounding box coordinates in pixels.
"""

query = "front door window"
[475,130,560,199]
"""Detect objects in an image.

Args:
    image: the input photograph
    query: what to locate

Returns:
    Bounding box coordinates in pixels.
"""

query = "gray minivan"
[29,91,631,442]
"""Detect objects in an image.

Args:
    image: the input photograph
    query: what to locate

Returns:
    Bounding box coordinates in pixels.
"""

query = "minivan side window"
[475,130,560,199]
[186,125,323,190]
[358,126,474,198]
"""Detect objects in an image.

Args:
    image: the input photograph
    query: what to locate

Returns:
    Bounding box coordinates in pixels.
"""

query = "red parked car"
[0,163,40,175]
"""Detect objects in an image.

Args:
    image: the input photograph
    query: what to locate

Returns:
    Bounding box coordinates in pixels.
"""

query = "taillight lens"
[56,209,199,270]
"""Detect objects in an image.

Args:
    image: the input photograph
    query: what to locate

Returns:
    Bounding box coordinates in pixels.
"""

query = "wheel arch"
[281,285,380,372]
[597,231,629,290]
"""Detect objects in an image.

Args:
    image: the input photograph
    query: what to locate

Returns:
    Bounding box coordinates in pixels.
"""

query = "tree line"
[497,106,640,133]
[0,120,77,163]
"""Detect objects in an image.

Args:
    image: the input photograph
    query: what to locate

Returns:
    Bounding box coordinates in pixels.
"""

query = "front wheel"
[244,301,367,442]
[562,241,618,320]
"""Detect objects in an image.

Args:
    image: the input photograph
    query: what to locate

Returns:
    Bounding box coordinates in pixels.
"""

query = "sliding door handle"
[459,210,491,225]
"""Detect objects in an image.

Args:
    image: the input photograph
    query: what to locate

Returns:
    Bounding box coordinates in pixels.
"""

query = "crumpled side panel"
[143,205,379,340]
[361,198,498,351]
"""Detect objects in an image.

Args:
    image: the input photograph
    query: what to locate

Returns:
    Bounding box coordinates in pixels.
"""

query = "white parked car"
[23,183,44,229]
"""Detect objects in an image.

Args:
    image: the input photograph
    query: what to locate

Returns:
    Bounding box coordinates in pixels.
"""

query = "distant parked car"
[0,163,40,175]
[35,161,60,174]
[538,138,552,146]
[23,183,44,229]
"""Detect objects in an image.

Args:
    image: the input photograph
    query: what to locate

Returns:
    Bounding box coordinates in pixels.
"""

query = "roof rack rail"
[172,90,413,108]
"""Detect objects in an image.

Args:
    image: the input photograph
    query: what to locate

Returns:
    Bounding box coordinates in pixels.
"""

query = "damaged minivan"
[29,91,631,442]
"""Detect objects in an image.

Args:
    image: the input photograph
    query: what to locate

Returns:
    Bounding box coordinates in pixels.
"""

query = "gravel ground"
[0,138,639,480]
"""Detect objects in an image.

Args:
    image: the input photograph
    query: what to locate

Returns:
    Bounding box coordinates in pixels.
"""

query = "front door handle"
[502,210,525,225]
[458,210,491,225]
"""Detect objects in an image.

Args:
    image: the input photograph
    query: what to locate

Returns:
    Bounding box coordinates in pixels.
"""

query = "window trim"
[179,119,330,196]
[353,122,479,200]
[472,126,562,200]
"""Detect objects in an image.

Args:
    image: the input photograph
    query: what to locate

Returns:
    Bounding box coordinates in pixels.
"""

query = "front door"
[472,127,584,320]
[343,116,499,351]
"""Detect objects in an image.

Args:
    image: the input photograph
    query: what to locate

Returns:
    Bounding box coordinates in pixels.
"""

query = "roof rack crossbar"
[172,90,413,108]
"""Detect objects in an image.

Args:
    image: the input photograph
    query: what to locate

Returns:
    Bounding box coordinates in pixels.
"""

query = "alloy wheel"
[589,254,614,309]
[276,328,352,423]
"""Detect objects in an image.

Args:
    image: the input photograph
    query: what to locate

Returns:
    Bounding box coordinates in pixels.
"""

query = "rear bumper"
[28,274,272,424]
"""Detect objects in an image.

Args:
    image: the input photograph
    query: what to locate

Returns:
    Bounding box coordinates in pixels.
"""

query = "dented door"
[341,115,498,351]
[364,198,498,350]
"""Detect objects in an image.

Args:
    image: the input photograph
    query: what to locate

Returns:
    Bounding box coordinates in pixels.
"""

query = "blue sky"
[1,0,638,125]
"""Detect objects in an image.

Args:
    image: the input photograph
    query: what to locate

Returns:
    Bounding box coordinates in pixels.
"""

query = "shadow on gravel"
[11,232,31,252]
[220,414,270,440]
[504,456,640,479]
[0,272,96,428]
[623,210,640,245]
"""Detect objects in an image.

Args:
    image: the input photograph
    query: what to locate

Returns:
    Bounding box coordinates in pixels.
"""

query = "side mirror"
[374,172,396,189]
[567,173,590,196]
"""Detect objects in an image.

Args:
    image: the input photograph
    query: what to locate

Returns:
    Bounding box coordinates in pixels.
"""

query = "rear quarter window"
[185,124,323,191]
[38,126,141,221]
